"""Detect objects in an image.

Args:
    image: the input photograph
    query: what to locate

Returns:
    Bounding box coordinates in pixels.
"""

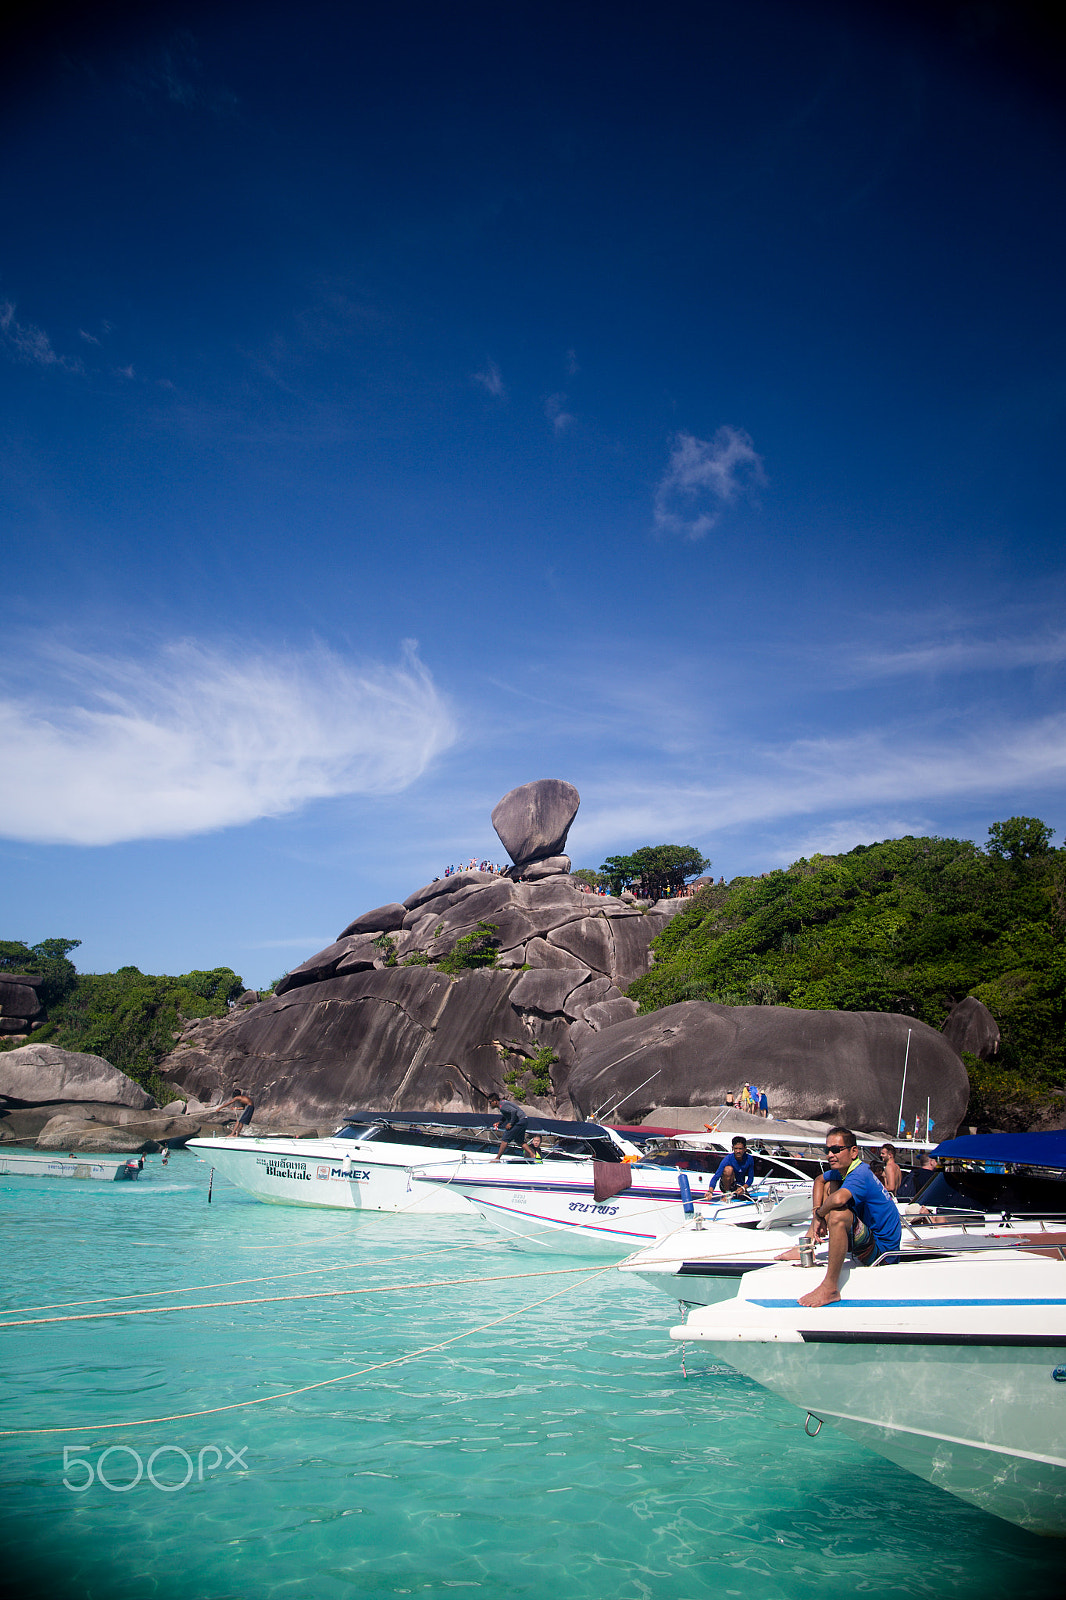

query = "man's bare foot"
[775,1245,801,1261]
[798,1283,841,1308]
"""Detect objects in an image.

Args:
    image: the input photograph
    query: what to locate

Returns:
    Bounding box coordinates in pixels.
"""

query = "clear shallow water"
[0,1153,1062,1600]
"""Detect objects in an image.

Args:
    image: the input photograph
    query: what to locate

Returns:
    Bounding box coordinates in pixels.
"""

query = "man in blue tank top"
[798,1126,902,1308]
[708,1136,756,1197]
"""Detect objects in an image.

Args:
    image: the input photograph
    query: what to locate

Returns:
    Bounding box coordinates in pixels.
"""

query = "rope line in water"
[0,1264,617,1436]
[0,1237,492,1318]
[0,1263,610,1328]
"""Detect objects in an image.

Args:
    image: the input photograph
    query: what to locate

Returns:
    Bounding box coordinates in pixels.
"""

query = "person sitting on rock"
[486,1093,535,1161]
[795,1127,903,1308]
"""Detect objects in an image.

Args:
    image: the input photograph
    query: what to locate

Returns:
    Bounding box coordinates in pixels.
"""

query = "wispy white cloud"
[653,426,764,539]
[573,714,1066,853]
[473,360,505,398]
[0,639,456,846]
[768,816,933,863]
[545,393,574,433]
[855,631,1066,678]
[0,302,82,373]
[565,349,579,377]
[78,329,101,346]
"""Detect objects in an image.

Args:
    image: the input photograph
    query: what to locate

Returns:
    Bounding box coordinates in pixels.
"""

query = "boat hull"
[710,1336,1066,1536]
[187,1137,476,1213]
[672,1252,1066,1535]
[0,1152,140,1182]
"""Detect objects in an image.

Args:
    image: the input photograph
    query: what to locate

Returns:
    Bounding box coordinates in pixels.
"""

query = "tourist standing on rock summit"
[486,1093,535,1161]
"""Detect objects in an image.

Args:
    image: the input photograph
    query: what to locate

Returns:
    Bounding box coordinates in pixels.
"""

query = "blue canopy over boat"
[933,1131,1066,1168]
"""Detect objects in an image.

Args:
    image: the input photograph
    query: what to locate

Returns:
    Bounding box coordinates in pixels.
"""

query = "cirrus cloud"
[653,426,764,538]
[0,639,455,845]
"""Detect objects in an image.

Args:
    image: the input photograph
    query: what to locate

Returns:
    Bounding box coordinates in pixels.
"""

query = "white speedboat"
[624,1130,1066,1305]
[619,1206,1066,1305]
[415,1147,812,1254]
[187,1110,631,1214]
[0,1150,143,1182]
[670,1243,1066,1535]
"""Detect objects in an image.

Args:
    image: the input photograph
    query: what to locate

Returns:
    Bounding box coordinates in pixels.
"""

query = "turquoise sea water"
[1,1153,1062,1600]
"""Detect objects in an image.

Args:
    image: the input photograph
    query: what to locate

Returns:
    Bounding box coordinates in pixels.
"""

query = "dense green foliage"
[504,1045,558,1102]
[628,824,1066,1123]
[571,868,606,890]
[0,937,81,1012]
[1,942,244,1102]
[437,921,500,974]
[599,845,711,899]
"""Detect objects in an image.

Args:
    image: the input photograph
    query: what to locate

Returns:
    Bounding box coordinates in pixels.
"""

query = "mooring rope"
[0,1263,608,1329]
[0,1238,492,1318]
[0,1263,618,1436]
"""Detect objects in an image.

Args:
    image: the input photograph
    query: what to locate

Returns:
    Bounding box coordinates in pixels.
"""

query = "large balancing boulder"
[568,1002,970,1137]
[0,1044,156,1110]
[491,779,580,870]
[941,996,1000,1062]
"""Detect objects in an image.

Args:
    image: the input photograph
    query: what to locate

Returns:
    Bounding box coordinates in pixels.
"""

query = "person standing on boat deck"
[706,1136,755,1199]
[486,1093,535,1161]
[218,1088,255,1137]
[880,1143,902,1193]
[797,1127,903,1308]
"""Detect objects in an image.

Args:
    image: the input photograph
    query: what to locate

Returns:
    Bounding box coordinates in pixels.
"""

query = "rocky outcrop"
[156,778,970,1139]
[338,902,407,938]
[162,932,643,1123]
[941,996,1000,1062]
[0,1044,156,1109]
[0,974,45,1037]
[34,1109,205,1153]
[567,1002,969,1136]
[159,825,665,1122]
[491,779,580,874]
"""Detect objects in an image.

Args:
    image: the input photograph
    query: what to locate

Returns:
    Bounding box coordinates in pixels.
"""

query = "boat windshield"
[637,1145,808,1182]
[331,1123,380,1140]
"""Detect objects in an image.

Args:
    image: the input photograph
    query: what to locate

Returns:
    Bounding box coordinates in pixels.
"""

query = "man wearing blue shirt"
[708,1136,756,1198]
[798,1126,903,1308]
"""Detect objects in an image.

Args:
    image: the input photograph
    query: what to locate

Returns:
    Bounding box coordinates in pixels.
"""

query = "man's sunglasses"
[823,1144,849,1155]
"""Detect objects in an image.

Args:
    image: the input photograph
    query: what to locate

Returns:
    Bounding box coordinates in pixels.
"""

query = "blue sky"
[2,1,1064,988]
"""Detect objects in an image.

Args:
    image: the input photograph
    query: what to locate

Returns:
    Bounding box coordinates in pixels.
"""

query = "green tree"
[987,817,1055,860]
[600,846,710,899]
[599,854,641,896]
[0,937,81,1011]
[627,823,1065,1128]
[437,921,500,973]
[571,868,607,890]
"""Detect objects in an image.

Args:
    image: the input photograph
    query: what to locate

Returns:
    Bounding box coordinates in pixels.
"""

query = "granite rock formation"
[0,1043,157,1110]
[34,1110,204,1154]
[0,974,45,1037]
[567,1002,969,1135]
[162,861,671,1122]
[156,780,972,1137]
[941,996,1000,1062]
[491,779,580,876]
